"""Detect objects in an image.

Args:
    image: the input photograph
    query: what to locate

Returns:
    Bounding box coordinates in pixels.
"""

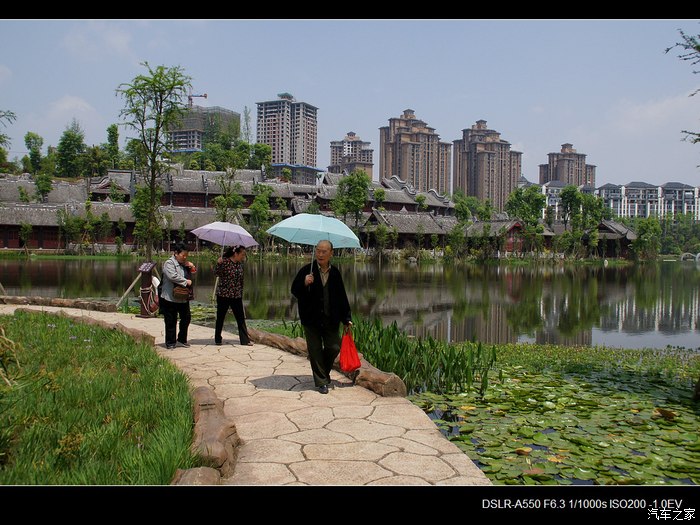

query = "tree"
[85,145,110,178]
[631,217,662,260]
[21,156,32,173]
[106,124,120,168]
[373,187,386,210]
[109,180,125,202]
[453,190,491,222]
[505,186,546,228]
[333,169,370,228]
[248,143,271,172]
[505,186,546,252]
[560,185,582,231]
[56,119,86,178]
[280,167,292,182]
[34,172,53,202]
[131,184,164,255]
[415,194,428,211]
[0,110,16,149]
[666,29,700,144]
[213,167,245,222]
[18,187,30,203]
[19,223,32,255]
[374,223,389,256]
[24,132,43,174]
[116,62,192,260]
[249,184,273,248]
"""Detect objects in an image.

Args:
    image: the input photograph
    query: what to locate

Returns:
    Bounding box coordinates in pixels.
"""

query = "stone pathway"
[0,304,491,486]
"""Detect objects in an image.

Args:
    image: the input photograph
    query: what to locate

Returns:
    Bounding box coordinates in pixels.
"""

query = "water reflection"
[2,257,699,350]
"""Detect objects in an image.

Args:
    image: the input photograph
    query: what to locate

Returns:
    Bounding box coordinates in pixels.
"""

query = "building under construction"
[167,105,241,152]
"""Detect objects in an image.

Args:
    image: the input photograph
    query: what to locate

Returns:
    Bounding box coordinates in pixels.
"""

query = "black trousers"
[303,319,341,387]
[161,298,191,346]
[215,295,251,345]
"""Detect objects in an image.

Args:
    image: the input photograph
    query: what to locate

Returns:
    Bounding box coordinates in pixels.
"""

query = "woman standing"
[214,245,253,346]
[161,242,196,349]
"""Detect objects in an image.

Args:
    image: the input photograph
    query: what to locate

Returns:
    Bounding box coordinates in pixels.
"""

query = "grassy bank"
[0,311,199,484]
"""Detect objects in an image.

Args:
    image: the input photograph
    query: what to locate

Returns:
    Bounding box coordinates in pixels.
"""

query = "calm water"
[2,257,700,350]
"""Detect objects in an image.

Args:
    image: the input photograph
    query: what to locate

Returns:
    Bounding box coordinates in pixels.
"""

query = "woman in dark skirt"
[214,245,253,346]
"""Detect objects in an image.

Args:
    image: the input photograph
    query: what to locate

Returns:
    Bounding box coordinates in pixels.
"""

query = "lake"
[2,256,699,350]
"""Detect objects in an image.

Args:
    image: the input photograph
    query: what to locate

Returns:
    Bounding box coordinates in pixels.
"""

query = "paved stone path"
[0,305,491,486]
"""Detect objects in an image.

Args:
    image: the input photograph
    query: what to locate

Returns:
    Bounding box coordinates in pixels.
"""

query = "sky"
[1,19,699,189]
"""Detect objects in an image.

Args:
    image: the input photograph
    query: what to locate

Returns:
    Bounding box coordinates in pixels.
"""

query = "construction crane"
[188,91,207,108]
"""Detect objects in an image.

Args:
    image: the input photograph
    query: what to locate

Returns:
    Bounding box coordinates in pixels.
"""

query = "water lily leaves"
[517,426,536,439]
[572,468,598,481]
[412,360,700,486]
[459,423,477,434]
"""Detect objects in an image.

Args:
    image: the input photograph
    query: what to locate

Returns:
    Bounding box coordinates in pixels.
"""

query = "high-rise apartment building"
[167,105,240,153]
[328,132,373,178]
[452,120,522,212]
[256,93,318,168]
[378,109,451,194]
[539,143,596,187]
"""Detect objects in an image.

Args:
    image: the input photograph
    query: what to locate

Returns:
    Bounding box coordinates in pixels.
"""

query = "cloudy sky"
[1,19,699,188]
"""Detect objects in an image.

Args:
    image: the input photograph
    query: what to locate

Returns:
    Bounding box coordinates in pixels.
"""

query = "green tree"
[131,184,164,255]
[117,62,191,260]
[415,194,427,211]
[106,124,120,167]
[448,223,466,257]
[0,110,16,149]
[248,143,271,172]
[18,187,30,203]
[333,169,370,228]
[453,190,492,222]
[476,199,494,221]
[21,155,32,173]
[56,119,86,178]
[373,187,386,210]
[24,132,43,174]
[631,217,662,260]
[505,186,546,252]
[19,222,32,255]
[374,223,389,256]
[124,138,146,171]
[280,167,292,182]
[109,180,125,202]
[56,209,85,250]
[249,184,273,248]
[85,145,110,178]
[213,168,245,222]
[560,185,582,231]
[34,172,53,202]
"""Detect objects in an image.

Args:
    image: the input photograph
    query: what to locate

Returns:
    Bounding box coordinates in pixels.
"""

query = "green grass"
[0,311,199,485]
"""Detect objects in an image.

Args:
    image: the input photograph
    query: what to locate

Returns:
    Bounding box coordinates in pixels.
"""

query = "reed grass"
[0,311,199,484]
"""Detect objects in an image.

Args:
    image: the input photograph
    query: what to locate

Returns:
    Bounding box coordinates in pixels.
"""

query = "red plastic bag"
[339,329,361,373]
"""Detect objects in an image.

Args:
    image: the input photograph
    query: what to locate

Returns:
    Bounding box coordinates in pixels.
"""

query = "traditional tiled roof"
[466,220,522,237]
[369,209,444,235]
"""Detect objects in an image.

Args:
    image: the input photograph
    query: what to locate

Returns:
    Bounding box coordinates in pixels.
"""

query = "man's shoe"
[166,344,176,350]
[178,341,191,348]
[215,340,222,346]
[318,385,329,394]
